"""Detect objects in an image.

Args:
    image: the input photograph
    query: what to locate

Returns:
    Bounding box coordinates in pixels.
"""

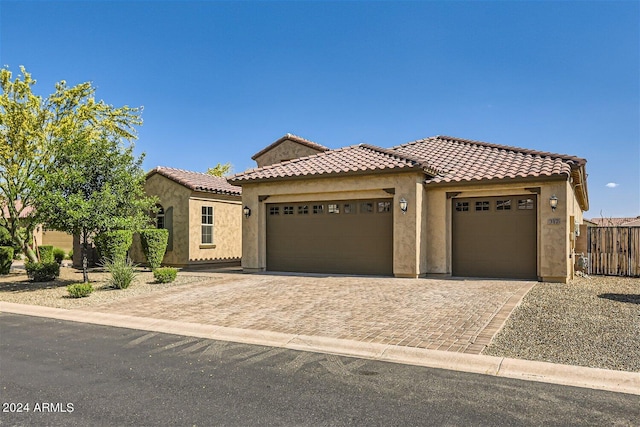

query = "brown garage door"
[266,199,393,275]
[452,195,537,279]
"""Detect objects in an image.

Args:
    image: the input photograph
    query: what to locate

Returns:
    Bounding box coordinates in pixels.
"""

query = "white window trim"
[201,205,214,245]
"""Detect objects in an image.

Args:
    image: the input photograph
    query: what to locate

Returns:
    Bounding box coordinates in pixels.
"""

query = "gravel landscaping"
[484,275,640,373]
[0,266,210,309]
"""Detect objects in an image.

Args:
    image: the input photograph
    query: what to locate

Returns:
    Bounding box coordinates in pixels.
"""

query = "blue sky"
[1,1,638,218]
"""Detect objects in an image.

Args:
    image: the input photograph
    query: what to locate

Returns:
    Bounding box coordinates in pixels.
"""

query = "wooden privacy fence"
[587,226,640,277]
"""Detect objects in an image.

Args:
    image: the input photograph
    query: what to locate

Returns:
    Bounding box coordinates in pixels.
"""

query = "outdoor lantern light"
[549,195,558,211]
[243,206,251,218]
[399,198,408,214]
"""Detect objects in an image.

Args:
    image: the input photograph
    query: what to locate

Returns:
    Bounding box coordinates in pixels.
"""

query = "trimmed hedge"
[140,229,168,269]
[0,246,13,275]
[67,283,93,298]
[153,267,177,283]
[25,261,60,282]
[95,230,133,263]
[38,245,54,263]
[53,247,66,264]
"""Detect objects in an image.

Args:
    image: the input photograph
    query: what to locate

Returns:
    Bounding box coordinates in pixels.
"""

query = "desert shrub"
[0,246,13,275]
[139,229,169,269]
[53,247,66,265]
[25,261,60,282]
[153,267,177,283]
[94,230,133,263]
[67,249,73,259]
[67,283,93,298]
[103,257,137,289]
[38,245,54,263]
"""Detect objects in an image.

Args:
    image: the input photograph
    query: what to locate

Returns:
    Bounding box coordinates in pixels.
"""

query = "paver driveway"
[90,273,534,354]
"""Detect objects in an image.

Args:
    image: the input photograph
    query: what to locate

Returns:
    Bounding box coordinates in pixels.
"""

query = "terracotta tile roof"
[230,144,440,183]
[392,135,585,184]
[251,133,329,160]
[1,200,35,219]
[148,167,242,196]
[589,217,640,226]
[231,134,586,186]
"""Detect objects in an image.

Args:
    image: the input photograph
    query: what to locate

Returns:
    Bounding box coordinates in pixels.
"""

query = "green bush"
[0,226,20,257]
[38,245,54,263]
[0,246,14,275]
[95,230,133,263]
[67,249,73,260]
[53,247,66,264]
[140,229,169,269]
[103,257,137,289]
[153,267,177,283]
[25,261,60,282]
[67,283,93,298]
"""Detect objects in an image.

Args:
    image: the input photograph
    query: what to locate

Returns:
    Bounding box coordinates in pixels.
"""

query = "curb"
[1,301,638,396]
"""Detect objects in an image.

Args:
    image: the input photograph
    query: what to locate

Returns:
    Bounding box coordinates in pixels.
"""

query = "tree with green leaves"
[0,66,141,263]
[39,130,156,283]
[206,162,233,177]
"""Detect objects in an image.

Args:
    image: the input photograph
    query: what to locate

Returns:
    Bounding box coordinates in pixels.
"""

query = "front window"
[201,206,214,244]
[156,205,165,229]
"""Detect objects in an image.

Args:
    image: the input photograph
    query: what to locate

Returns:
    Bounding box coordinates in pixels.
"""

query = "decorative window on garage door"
[377,201,391,213]
[518,198,534,210]
[328,204,340,214]
[496,200,511,210]
[360,202,374,213]
[455,201,469,212]
[475,201,490,211]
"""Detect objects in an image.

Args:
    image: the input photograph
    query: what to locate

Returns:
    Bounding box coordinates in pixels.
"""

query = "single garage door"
[452,195,537,279]
[266,199,393,275]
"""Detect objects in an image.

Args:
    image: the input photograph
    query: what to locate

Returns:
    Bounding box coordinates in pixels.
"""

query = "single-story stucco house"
[229,134,589,283]
[129,167,242,268]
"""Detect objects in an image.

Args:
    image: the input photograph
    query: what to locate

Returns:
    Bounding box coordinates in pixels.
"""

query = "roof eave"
[229,165,428,186]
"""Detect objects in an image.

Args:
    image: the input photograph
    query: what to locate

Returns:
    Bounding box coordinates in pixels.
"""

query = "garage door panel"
[267,199,393,275]
[453,195,536,279]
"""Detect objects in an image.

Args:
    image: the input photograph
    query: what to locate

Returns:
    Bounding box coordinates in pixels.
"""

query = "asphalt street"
[1,313,638,426]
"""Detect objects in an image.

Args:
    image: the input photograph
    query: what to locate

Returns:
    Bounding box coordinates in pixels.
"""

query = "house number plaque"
[547,218,561,225]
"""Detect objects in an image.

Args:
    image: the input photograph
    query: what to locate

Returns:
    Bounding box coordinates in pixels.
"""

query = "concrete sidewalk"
[2,300,638,396]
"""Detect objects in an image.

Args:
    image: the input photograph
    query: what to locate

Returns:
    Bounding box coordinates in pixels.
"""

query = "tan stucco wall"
[240,171,427,278]
[254,139,324,167]
[188,194,242,264]
[42,230,73,253]
[131,175,242,267]
[137,174,192,266]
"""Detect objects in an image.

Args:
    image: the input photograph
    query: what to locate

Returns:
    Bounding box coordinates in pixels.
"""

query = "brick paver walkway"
[90,273,534,354]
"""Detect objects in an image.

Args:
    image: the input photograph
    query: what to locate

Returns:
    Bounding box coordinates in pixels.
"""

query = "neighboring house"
[251,133,329,167]
[1,201,73,253]
[229,134,589,283]
[588,216,640,227]
[130,167,243,268]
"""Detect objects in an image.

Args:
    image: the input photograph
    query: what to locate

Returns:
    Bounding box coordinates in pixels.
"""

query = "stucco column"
[539,181,570,283]
[241,185,264,272]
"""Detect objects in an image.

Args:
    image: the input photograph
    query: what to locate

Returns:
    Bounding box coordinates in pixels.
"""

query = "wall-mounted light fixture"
[243,206,251,218]
[399,198,408,214]
[549,195,558,211]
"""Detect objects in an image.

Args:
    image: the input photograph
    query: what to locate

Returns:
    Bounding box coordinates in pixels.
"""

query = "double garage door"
[266,199,393,275]
[452,195,537,280]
